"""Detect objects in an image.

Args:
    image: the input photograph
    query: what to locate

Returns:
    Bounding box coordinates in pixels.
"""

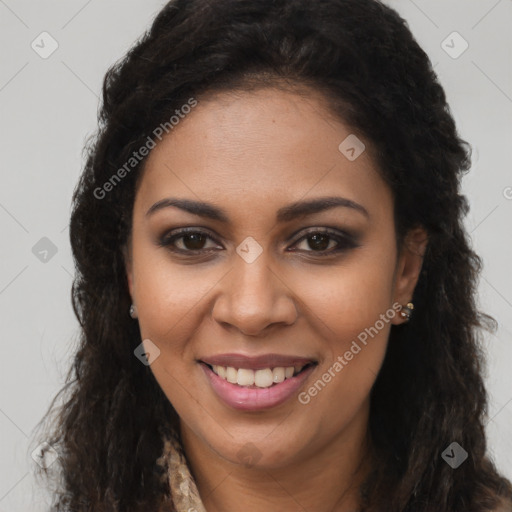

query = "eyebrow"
[145,196,369,222]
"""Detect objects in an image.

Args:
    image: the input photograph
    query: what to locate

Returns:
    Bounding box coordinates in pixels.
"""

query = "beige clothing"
[157,430,207,512]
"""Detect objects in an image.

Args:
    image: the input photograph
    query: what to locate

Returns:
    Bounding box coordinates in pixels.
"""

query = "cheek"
[132,244,215,342]
[293,244,397,339]
[132,262,211,408]
[292,247,396,418]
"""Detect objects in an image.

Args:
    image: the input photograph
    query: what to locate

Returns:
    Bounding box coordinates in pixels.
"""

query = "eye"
[289,228,359,255]
[158,228,222,253]
[158,227,360,257]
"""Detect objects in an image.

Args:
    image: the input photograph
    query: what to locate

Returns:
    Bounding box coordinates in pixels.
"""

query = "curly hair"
[34,0,512,510]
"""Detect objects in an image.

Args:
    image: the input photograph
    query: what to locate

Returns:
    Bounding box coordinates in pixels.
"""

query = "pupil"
[309,234,329,251]
[184,233,206,250]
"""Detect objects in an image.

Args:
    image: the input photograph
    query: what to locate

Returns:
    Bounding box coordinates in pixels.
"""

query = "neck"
[179,402,373,512]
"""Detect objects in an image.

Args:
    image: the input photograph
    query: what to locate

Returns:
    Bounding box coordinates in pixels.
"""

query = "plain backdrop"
[0,1,511,510]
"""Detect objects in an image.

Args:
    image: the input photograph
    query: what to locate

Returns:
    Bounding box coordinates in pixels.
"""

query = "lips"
[199,353,318,411]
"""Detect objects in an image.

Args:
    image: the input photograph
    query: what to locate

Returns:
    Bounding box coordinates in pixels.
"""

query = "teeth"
[273,367,285,383]
[210,364,307,388]
[237,368,254,386]
[226,366,238,384]
[254,369,273,388]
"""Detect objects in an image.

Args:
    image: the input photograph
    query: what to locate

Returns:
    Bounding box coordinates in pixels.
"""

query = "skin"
[124,86,428,512]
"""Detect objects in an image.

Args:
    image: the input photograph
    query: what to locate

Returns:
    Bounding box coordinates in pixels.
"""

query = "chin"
[206,431,308,470]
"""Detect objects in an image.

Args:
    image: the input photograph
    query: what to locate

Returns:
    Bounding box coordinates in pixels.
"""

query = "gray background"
[0,1,511,509]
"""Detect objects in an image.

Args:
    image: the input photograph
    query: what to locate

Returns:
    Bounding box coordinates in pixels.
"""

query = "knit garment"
[157,430,207,512]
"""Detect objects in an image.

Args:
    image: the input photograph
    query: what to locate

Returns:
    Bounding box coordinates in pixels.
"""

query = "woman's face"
[125,87,425,469]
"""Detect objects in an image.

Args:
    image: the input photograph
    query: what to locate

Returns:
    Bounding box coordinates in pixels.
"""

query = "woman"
[35,0,512,510]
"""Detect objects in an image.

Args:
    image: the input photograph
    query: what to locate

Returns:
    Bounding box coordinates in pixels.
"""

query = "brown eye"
[291,228,360,255]
[159,229,222,253]
[179,232,208,250]
[305,233,332,251]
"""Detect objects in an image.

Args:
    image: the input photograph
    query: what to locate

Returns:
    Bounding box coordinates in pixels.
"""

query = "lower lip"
[200,363,316,411]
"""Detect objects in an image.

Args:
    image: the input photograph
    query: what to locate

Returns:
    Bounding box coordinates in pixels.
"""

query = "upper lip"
[200,353,317,370]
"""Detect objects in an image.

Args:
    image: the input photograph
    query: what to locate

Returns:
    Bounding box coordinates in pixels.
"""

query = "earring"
[129,304,137,319]
[399,302,414,320]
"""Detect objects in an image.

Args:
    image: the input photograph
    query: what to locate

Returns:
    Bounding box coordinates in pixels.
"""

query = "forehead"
[136,87,391,221]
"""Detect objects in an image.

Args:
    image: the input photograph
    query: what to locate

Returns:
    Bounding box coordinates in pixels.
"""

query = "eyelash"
[158,227,360,257]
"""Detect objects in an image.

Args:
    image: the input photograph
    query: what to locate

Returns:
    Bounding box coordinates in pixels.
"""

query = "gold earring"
[399,302,414,320]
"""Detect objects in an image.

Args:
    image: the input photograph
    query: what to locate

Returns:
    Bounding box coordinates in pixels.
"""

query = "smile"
[207,363,313,388]
[199,353,318,411]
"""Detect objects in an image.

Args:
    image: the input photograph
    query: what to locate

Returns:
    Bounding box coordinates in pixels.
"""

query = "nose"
[211,251,298,336]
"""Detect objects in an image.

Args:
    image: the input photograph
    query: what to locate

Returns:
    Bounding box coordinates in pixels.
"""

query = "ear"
[391,227,428,325]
